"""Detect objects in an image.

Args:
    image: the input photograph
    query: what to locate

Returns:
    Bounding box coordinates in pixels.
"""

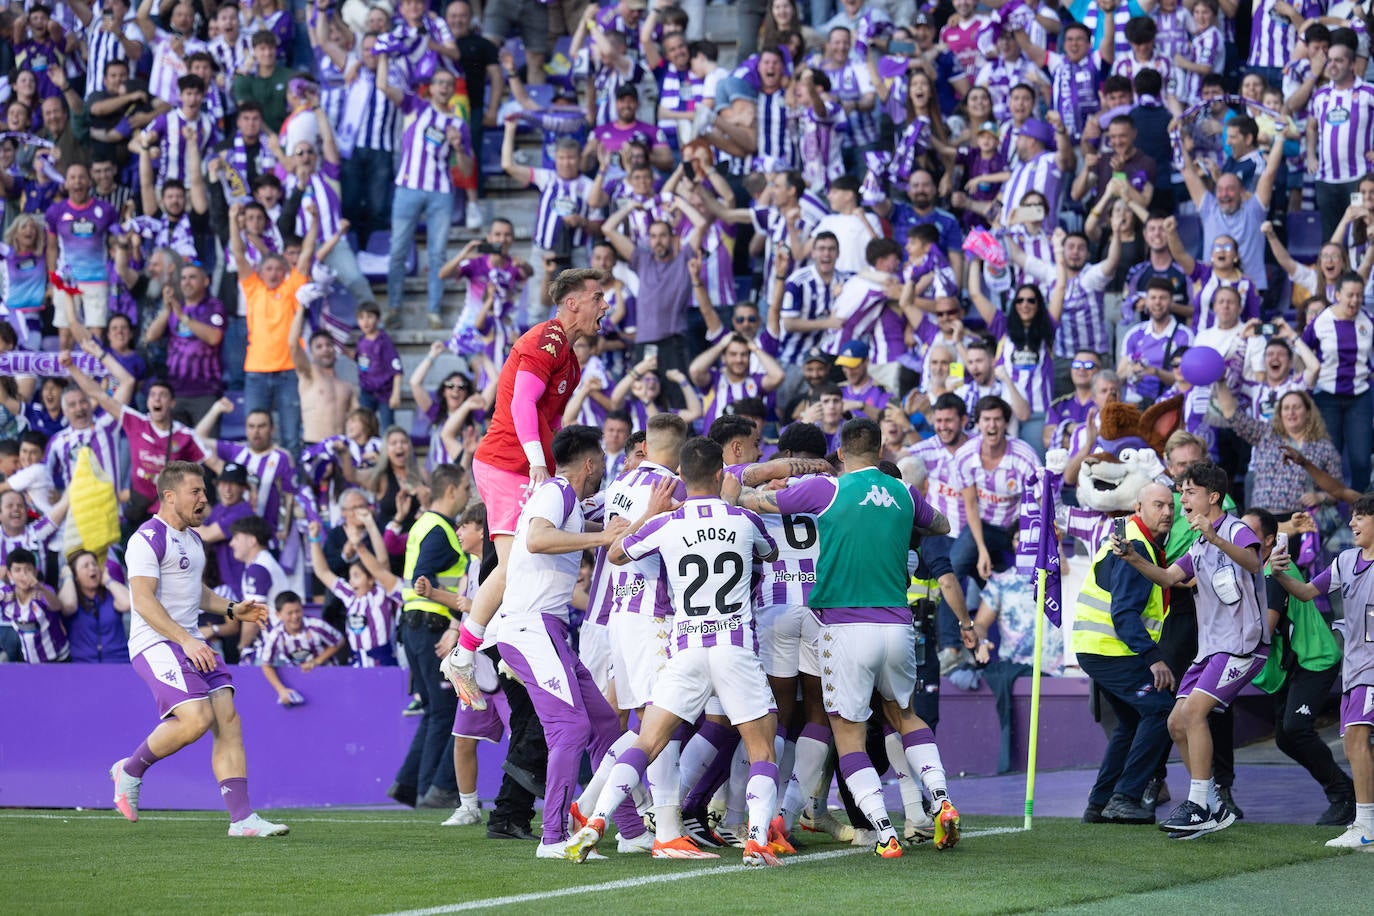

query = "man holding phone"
[1074,483,1177,824]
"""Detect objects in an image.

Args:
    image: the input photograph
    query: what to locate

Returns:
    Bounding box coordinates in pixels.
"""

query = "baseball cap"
[1020,118,1057,147]
[913,12,932,26]
[803,347,829,366]
[834,339,870,368]
[626,0,648,9]
[977,121,1000,137]
[219,463,249,486]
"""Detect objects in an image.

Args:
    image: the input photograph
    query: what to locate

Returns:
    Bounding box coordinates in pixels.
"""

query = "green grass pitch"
[3,808,1361,915]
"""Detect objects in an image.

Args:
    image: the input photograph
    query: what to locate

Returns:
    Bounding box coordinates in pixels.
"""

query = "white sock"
[779,774,806,832]
[1188,778,1211,808]
[745,766,779,846]
[1356,802,1374,832]
[902,731,948,798]
[676,730,719,799]
[725,742,749,826]
[592,761,644,824]
[791,728,830,817]
[844,764,896,843]
[647,740,682,842]
[885,732,924,822]
[459,792,479,810]
[578,731,636,812]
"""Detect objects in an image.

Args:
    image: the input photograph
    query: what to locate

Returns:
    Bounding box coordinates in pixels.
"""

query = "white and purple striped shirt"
[148,32,208,106]
[209,33,252,91]
[259,617,343,667]
[975,56,1040,122]
[1179,25,1225,105]
[148,108,217,187]
[0,517,59,582]
[907,436,967,534]
[990,310,1054,415]
[792,99,847,193]
[1111,54,1172,95]
[1049,52,1102,142]
[330,580,399,668]
[1000,151,1063,228]
[700,368,770,429]
[952,434,1041,530]
[821,270,894,354]
[1152,7,1194,61]
[751,203,823,297]
[815,57,877,148]
[597,461,684,623]
[395,94,468,194]
[1310,79,1374,183]
[1,584,66,663]
[1247,0,1296,70]
[778,264,842,366]
[1302,307,1374,396]
[755,476,820,608]
[86,7,143,100]
[285,161,345,242]
[215,442,294,529]
[655,61,698,144]
[756,90,795,167]
[1023,254,1111,358]
[531,169,594,250]
[45,411,120,491]
[621,496,776,654]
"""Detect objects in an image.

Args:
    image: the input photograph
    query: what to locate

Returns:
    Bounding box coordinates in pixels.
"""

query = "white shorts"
[756,603,807,678]
[578,620,613,694]
[652,644,775,726]
[820,621,918,723]
[608,612,670,710]
[798,610,822,677]
[53,282,110,329]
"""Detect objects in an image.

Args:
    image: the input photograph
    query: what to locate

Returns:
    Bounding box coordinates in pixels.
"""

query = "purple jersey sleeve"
[1311,565,1334,594]
[1175,554,1195,580]
[1232,524,1260,552]
[775,475,839,516]
[621,513,672,561]
[242,563,273,600]
[908,484,937,530]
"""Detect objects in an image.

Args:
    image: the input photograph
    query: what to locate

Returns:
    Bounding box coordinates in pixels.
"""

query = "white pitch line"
[0,811,430,825]
[377,826,1029,916]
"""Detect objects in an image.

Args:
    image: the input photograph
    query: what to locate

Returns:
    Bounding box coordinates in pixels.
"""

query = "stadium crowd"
[2,0,1374,862]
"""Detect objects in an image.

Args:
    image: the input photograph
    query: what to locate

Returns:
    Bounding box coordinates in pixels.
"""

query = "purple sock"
[798,722,830,744]
[618,746,650,777]
[124,740,161,778]
[748,760,779,783]
[837,751,870,782]
[901,728,935,750]
[219,777,252,822]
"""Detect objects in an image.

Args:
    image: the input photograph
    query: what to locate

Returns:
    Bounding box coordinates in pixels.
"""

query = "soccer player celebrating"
[1271,495,1374,849]
[738,418,969,857]
[564,437,786,867]
[444,269,609,706]
[110,461,286,837]
[1113,461,1268,839]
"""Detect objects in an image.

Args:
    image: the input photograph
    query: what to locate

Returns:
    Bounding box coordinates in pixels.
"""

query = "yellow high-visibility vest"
[401,511,467,619]
[1072,517,1167,657]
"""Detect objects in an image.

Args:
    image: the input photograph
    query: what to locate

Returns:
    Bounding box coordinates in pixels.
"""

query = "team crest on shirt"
[179,557,190,570]
[557,380,568,394]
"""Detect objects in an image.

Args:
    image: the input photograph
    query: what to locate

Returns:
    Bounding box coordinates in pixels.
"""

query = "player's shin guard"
[745,761,779,847]
[579,730,637,813]
[791,722,830,818]
[593,747,650,825]
[902,728,947,798]
[838,752,896,843]
[647,737,684,842]
[885,730,927,822]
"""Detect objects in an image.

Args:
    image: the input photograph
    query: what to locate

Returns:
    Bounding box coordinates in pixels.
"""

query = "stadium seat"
[1176,212,1203,262]
[526,83,554,108]
[409,404,432,448]
[1286,210,1323,265]
[481,130,506,178]
[218,390,247,441]
[354,231,415,280]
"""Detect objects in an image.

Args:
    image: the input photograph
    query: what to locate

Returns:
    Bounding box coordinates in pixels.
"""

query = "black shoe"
[486,819,537,840]
[1216,786,1243,820]
[1102,793,1156,825]
[682,808,726,848]
[1317,795,1356,827]
[501,760,547,798]
[387,781,417,808]
[1082,804,1109,824]
[1159,800,1215,834]
[1140,778,1167,812]
[417,786,463,809]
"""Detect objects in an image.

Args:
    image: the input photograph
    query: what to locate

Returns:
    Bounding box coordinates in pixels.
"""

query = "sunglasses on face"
[1014,295,1037,304]
[734,315,759,324]
[936,309,959,317]
[1071,360,1098,370]
[1213,243,1235,252]
[444,382,468,391]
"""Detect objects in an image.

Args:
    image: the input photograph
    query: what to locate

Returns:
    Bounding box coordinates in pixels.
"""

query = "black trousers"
[1155,587,1235,787]
[1273,664,1353,802]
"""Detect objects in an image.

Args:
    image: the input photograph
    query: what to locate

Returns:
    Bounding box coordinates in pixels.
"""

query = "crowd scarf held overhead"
[1168,95,1290,162]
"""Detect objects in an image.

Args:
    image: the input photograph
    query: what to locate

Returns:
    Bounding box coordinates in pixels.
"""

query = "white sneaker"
[801,808,856,842]
[850,828,879,847]
[110,759,142,822]
[442,804,482,826]
[1325,823,1374,848]
[465,200,483,230]
[616,830,655,854]
[904,805,935,843]
[440,650,486,710]
[536,839,606,860]
[715,821,747,848]
[227,812,290,837]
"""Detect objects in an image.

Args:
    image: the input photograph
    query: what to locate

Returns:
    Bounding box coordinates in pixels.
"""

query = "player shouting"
[110,461,286,837]
[444,269,609,707]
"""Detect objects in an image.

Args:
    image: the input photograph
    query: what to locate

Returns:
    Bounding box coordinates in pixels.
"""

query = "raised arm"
[288,296,312,380]
[601,202,639,261]
[306,522,340,591]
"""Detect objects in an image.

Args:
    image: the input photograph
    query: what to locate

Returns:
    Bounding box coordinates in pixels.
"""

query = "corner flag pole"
[1024,565,1047,830]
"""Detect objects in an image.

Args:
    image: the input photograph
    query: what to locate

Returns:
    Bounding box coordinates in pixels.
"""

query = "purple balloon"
[1179,346,1226,387]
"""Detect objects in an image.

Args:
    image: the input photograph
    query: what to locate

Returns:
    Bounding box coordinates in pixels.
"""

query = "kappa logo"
[543,676,563,694]
[823,667,832,675]
[159,668,180,685]
[1364,690,1374,716]
[859,484,897,508]
[1296,704,1313,716]
[220,784,232,796]
[541,343,558,356]
[1216,658,1250,689]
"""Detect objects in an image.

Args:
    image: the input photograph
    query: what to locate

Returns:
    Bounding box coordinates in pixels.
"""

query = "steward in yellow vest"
[1073,482,1178,825]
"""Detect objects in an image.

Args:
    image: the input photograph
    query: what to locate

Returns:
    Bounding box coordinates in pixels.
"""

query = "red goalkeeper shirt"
[474,319,582,475]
